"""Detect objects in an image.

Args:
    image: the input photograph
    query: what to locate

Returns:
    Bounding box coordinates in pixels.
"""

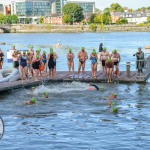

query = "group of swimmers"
[0,45,121,82]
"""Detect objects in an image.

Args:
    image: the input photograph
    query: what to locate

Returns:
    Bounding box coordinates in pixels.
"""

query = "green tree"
[110,3,124,12]
[62,3,84,24]
[88,13,96,24]
[89,23,97,31]
[116,18,128,24]
[62,14,71,24]
[39,16,44,24]
[103,9,112,25]
[94,14,102,24]
[103,13,112,25]
[0,14,4,24]
[147,16,150,23]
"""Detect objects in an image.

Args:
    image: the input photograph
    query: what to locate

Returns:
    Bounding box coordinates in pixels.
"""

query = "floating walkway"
[0,70,150,92]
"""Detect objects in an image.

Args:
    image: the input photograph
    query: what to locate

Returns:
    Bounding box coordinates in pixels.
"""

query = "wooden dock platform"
[0,70,150,92]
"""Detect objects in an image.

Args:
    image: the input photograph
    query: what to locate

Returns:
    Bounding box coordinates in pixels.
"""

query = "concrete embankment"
[1,24,150,33]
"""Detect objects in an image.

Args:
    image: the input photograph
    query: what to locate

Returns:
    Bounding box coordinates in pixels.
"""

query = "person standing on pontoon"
[100,47,109,75]
[47,48,58,79]
[111,49,121,77]
[90,49,98,78]
[67,48,75,76]
[133,47,144,74]
[0,49,4,69]
[78,47,88,79]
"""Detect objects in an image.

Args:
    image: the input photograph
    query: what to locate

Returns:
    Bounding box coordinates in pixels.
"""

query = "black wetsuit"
[90,84,99,90]
[48,54,55,69]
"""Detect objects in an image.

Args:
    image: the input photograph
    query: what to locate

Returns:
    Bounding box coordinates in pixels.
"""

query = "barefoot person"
[32,55,40,81]
[111,49,121,77]
[100,47,109,75]
[90,49,98,78]
[78,47,88,79]
[12,50,20,69]
[47,48,56,79]
[67,48,75,75]
[20,51,28,82]
[41,51,47,72]
[0,49,4,69]
[105,57,114,83]
[29,45,34,60]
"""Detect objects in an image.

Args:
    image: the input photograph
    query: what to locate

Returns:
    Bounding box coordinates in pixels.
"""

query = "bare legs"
[33,69,39,81]
[49,69,54,79]
[107,68,113,83]
[91,63,97,78]
[20,66,28,82]
[68,61,74,75]
[78,62,85,78]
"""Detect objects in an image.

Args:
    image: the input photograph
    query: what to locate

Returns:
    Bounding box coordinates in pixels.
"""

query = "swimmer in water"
[24,97,37,105]
[86,84,100,91]
[108,93,118,106]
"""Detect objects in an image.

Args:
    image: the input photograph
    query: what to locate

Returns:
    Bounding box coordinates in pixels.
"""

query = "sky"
[2,0,150,10]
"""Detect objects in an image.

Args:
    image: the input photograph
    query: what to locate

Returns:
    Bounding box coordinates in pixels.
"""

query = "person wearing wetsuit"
[90,49,98,78]
[100,47,109,75]
[20,51,28,82]
[48,48,55,79]
[32,55,40,81]
[111,49,121,77]
[105,57,114,83]
[78,47,88,79]
[99,43,103,52]
[0,49,4,69]
[86,84,100,91]
[67,48,75,76]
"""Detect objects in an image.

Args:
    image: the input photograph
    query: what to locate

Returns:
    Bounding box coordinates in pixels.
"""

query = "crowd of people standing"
[0,45,122,82]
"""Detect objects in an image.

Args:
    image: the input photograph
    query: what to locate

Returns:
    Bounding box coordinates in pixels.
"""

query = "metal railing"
[136,56,150,78]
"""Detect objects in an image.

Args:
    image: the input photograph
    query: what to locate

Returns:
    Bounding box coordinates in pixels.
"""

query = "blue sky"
[3,0,150,10]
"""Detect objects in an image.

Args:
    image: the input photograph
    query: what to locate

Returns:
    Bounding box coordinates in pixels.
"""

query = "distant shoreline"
[0,24,150,33]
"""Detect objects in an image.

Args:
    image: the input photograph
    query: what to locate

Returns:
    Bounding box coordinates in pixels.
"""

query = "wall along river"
[0,32,150,149]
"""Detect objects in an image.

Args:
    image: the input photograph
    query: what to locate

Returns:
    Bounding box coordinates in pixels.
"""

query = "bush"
[89,23,97,31]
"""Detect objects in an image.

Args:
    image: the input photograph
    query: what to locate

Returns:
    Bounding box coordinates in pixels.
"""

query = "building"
[111,11,150,24]
[44,13,63,24]
[11,0,65,23]
[4,5,11,15]
[0,4,4,14]
[66,1,95,19]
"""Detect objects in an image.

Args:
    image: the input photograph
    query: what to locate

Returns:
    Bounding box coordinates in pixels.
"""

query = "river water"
[0,32,150,149]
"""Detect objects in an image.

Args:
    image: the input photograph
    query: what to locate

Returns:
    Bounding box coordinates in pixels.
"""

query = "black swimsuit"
[48,55,55,69]
[32,60,40,69]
